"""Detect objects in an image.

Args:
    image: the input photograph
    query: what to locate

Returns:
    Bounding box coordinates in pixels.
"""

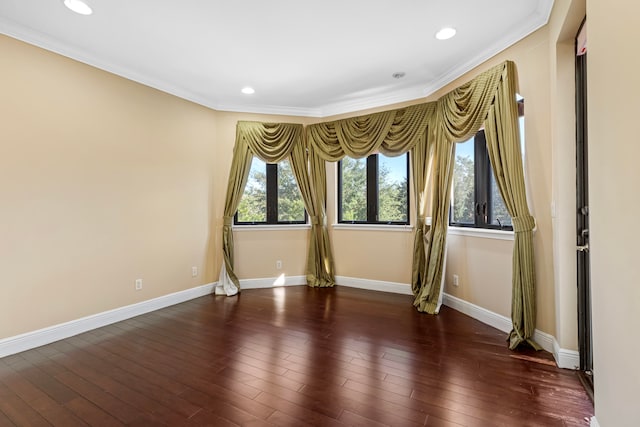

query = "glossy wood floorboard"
[0,286,593,426]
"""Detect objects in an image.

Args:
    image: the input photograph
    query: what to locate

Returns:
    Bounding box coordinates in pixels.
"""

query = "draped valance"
[307,103,434,160]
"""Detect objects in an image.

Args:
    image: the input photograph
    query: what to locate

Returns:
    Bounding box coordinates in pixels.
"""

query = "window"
[450,103,524,230]
[338,153,409,225]
[235,157,306,225]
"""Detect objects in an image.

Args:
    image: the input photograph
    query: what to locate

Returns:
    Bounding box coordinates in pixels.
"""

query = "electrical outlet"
[192,266,198,277]
[276,260,282,270]
[135,279,143,291]
[452,274,459,287]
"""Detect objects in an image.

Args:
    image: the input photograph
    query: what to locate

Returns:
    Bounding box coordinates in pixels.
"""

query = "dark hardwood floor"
[0,286,593,426]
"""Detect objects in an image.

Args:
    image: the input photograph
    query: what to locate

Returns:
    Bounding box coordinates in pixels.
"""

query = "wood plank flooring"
[0,286,593,426]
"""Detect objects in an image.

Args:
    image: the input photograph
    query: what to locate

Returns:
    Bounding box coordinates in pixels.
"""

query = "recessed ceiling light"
[435,27,456,40]
[241,87,255,95]
[64,0,93,15]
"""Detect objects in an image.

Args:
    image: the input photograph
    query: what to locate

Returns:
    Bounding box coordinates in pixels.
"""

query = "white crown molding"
[0,17,226,111]
[209,101,323,118]
[314,84,435,118]
[314,0,554,117]
[0,16,337,118]
[0,282,215,358]
[0,17,325,118]
[0,0,553,119]
[415,1,554,107]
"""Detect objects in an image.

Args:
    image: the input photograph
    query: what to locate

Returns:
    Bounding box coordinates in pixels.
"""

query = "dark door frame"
[575,17,593,399]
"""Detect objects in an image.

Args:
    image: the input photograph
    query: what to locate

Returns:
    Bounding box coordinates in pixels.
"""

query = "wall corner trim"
[0,282,216,358]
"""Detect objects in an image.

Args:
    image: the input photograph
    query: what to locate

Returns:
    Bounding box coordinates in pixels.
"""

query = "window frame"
[234,162,308,226]
[449,98,524,231]
[449,130,513,231]
[337,152,410,226]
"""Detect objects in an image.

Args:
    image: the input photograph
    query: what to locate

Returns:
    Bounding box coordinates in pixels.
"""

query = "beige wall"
[547,0,586,357]
[588,0,640,425]
[0,35,218,338]
[0,36,317,339]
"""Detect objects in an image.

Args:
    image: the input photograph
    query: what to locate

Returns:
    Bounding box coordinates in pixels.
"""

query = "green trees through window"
[339,153,409,224]
[277,160,305,222]
[452,152,475,224]
[236,152,409,226]
[451,99,524,230]
[236,158,306,224]
[236,159,267,223]
[339,157,367,221]
[451,125,520,230]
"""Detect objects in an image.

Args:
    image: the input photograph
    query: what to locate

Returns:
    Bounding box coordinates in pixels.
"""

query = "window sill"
[332,223,414,232]
[233,224,311,231]
[447,226,514,241]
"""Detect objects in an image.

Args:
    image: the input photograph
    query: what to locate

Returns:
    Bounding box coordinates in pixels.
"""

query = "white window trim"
[332,223,414,232]
[448,226,514,241]
[233,224,311,231]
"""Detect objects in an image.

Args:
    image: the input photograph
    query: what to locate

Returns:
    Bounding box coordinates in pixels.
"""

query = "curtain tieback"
[310,216,322,225]
[223,216,233,226]
[512,215,535,233]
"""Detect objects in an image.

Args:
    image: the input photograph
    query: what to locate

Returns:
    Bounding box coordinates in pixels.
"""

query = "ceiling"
[0,0,553,117]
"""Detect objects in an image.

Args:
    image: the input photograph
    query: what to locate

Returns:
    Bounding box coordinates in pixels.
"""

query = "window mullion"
[367,155,378,222]
[405,152,411,225]
[474,131,489,227]
[266,163,278,224]
[337,160,344,222]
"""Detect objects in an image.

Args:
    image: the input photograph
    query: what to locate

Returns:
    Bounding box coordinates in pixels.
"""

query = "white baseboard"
[0,275,580,371]
[0,282,216,358]
[240,275,306,289]
[0,276,307,358]
[442,293,513,333]
[442,293,578,369]
[334,276,579,370]
[590,416,600,427]
[551,334,580,370]
[336,275,413,295]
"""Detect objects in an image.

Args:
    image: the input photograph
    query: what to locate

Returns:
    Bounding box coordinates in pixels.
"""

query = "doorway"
[575,18,593,398]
